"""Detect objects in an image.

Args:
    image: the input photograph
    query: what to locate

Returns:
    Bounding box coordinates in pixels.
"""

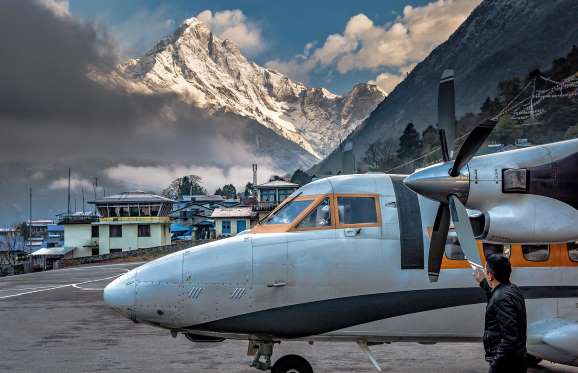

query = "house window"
[236,220,247,232]
[130,205,139,216]
[138,224,151,237]
[568,242,578,262]
[260,189,276,202]
[297,198,332,228]
[109,225,122,238]
[522,244,549,262]
[150,205,160,216]
[337,196,378,225]
[110,248,122,254]
[92,248,99,256]
[91,225,99,238]
[120,206,129,217]
[445,232,465,260]
[222,220,231,234]
[278,189,294,202]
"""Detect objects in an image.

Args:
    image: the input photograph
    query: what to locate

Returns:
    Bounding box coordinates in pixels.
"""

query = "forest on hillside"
[364,46,578,174]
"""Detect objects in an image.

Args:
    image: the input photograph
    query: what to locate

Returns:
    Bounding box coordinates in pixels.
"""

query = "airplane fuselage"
[105,139,578,368]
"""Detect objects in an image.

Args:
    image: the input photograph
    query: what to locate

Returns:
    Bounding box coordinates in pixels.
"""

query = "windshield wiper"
[258,191,303,225]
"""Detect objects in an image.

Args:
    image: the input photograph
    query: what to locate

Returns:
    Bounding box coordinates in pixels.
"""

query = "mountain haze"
[314,0,578,174]
[116,17,386,160]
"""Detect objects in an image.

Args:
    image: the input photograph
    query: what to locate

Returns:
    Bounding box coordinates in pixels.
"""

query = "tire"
[272,354,313,373]
[525,354,542,367]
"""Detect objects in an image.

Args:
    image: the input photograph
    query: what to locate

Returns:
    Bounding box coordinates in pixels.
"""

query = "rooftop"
[210,207,254,219]
[90,191,175,204]
[181,194,224,202]
[255,180,299,189]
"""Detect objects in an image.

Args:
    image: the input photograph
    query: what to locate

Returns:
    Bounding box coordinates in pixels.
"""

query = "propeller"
[404,70,497,282]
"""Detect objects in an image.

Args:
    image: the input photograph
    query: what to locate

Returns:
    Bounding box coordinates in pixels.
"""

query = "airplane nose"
[103,270,136,319]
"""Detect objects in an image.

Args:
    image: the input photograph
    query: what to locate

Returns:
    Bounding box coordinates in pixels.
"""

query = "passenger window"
[568,242,578,262]
[445,232,465,260]
[264,200,312,225]
[483,243,511,259]
[522,245,550,262]
[337,196,377,225]
[297,198,331,229]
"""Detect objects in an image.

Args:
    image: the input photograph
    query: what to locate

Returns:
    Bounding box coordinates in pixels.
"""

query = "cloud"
[110,6,176,57]
[49,175,95,191]
[368,63,416,95]
[37,0,69,17]
[268,0,480,90]
[197,9,265,55]
[0,0,305,224]
[104,164,282,194]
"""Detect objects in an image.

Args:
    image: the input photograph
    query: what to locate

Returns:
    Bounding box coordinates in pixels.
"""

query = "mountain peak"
[116,16,385,159]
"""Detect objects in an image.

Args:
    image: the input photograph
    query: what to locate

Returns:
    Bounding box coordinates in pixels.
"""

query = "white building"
[211,207,255,238]
[90,191,175,255]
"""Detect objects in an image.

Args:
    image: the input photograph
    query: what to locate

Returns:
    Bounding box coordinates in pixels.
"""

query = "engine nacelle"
[470,195,578,243]
[465,140,578,244]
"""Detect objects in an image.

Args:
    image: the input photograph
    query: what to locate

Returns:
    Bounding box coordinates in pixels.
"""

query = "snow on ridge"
[115,17,386,158]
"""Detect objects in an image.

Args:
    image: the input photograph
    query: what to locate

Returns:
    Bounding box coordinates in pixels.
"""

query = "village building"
[253,180,299,220]
[57,212,99,257]
[90,191,175,255]
[211,207,255,238]
[171,194,240,240]
[25,219,55,252]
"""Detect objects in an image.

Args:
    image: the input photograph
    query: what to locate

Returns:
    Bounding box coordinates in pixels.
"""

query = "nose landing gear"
[249,341,313,373]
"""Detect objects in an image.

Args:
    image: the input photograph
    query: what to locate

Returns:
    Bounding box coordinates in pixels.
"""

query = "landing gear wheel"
[525,354,542,367]
[272,355,313,373]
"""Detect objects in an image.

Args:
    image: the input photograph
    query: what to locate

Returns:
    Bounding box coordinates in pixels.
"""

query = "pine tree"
[397,122,422,164]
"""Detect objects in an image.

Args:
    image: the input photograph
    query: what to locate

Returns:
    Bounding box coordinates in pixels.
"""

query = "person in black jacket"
[473,254,527,373]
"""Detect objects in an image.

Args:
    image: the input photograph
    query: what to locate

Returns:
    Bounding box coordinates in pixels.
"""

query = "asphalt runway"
[0,263,576,373]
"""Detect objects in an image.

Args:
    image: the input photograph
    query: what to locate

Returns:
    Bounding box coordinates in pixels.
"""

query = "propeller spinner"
[403,70,497,282]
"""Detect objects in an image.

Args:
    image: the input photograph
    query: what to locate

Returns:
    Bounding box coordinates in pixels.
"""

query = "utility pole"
[67,168,71,216]
[82,187,85,214]
[28,186,32,252]
[93,177,98,214]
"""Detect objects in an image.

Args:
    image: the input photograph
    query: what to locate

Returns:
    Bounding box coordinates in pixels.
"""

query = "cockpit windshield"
[263,199,313,225]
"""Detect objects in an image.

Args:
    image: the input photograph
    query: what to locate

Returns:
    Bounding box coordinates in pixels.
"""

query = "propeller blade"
[428,203,451,282]
[449,118,497,176]
[448,195,482,267]
[439,129,450,162]
[438,69,456,159]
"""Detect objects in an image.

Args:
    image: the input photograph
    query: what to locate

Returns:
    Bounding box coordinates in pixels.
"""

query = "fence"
[60,239,214,267]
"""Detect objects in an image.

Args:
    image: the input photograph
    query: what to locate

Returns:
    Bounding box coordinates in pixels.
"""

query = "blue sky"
[70,0,479,94]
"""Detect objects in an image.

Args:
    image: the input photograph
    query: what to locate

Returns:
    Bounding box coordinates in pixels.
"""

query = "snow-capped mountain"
[117,17,385,159]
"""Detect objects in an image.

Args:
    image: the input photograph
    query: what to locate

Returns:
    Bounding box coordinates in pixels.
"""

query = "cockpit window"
[297,198,331,229]
[263,199,313,225]
[337,196,377,225]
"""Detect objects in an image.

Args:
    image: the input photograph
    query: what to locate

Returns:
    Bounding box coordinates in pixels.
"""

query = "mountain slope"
[117,17,385,159]
[314,0,578,174]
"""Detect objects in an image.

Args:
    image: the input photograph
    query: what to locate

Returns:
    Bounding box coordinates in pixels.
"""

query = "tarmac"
[1,263,577,373]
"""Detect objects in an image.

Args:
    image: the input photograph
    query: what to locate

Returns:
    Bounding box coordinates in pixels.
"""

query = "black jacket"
[480,279,527,365]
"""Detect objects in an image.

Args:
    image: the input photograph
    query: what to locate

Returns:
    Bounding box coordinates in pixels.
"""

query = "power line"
[384,72,577,174]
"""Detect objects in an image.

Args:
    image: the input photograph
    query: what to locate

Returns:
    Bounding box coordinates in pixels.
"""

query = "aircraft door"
[252,234,288,309]
[331,195,384,290]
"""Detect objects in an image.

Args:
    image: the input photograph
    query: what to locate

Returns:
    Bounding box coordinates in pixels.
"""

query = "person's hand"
[473,267,485,283]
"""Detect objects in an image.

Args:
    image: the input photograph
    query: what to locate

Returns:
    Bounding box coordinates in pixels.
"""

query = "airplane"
[103,70,578,373]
